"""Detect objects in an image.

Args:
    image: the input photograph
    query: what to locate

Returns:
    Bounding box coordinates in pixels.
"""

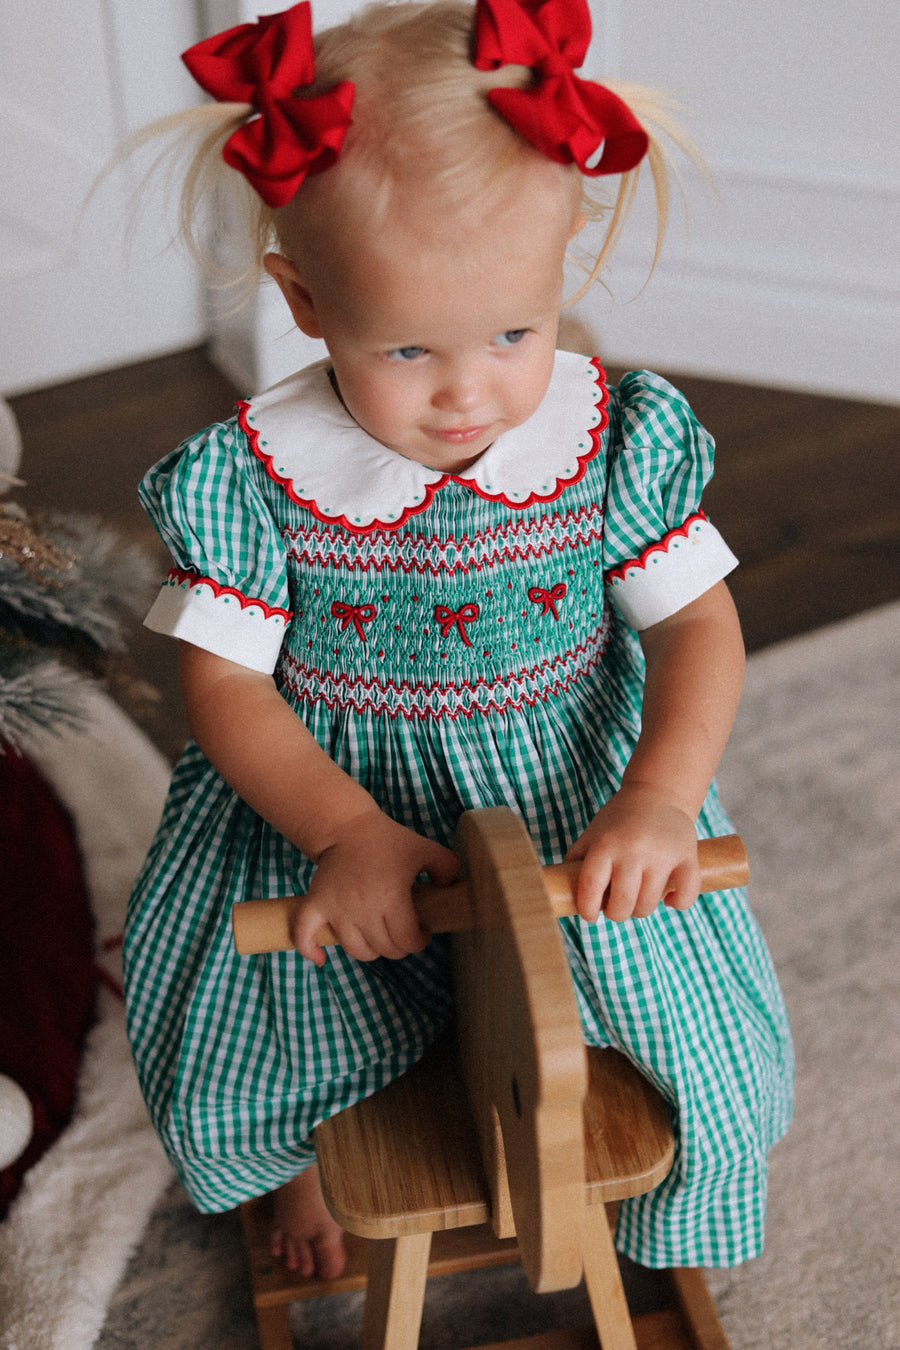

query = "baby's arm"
[178,643,459,964]
[566,580,745,923]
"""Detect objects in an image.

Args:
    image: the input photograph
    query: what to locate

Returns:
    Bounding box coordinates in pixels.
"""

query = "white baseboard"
[567,157,900,405]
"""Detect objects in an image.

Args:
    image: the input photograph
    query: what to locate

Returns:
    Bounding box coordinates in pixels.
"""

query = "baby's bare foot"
[270,1165,347,1280]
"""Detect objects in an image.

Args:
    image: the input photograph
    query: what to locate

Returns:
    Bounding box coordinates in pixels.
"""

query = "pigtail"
[570,83,710,301]
[174,105,281,289]
[95,103,279,299]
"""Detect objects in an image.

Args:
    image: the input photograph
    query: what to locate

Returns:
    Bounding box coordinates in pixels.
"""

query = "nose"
[430,360,484,415]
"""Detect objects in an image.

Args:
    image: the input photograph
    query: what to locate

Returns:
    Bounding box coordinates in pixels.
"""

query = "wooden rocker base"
[237,808,738,1350]
[240,1038,731,1350]
[241,1194,730,1350]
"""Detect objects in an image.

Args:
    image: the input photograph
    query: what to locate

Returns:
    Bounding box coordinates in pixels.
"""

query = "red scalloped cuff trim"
[166,568,293,621]
[604,512,709,585]
[238,358,608,535]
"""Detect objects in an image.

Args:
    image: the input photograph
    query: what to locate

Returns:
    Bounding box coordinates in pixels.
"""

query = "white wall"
[206,0,900,404]
[0,1,207,395]
[575,0,899,402]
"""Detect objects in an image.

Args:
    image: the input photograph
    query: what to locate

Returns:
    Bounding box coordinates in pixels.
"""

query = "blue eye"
[387,346,426,361]
[494,330,527,347]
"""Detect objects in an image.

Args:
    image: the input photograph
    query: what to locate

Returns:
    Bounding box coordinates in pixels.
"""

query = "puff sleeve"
[603,371,738,630]
[140,419,292,674]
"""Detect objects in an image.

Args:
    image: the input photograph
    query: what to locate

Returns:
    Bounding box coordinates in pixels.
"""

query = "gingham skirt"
[124,657,792,1270]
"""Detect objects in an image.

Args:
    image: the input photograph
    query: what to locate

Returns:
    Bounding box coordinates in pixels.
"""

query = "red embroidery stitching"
[434,603,480,646]
[528,582,567,619]
[278,620,611,721]
[282,505,605,576]
[331,600,377,641]
[166,568,292,621]
[241,359,609,535]
[604,512,709,584]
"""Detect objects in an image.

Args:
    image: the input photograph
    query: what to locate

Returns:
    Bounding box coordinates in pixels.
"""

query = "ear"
[263,253,323,339]
[568,211,587,241]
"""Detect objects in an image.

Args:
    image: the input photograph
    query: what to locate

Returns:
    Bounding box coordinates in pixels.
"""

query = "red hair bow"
[472,0,648,176]
[181,2,354,208]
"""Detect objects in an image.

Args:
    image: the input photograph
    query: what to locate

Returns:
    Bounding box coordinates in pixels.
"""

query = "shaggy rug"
[0,687,174,1350]
[1,602,898,1350]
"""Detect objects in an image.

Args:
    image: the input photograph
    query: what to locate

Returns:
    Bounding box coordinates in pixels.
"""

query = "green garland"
[0,501,155,752]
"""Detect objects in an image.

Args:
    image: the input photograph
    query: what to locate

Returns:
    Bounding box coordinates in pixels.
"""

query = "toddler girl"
[124,0,793,1282]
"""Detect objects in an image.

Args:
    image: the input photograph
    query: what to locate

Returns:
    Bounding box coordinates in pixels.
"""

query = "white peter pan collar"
[238,350,608,535]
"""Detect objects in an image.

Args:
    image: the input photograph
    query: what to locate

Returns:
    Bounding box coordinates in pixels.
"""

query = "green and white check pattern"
[125,365,792,1269]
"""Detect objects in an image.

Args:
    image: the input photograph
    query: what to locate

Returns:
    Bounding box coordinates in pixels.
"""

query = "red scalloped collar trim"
[238,357,608,536]
[451,358,607,510]
[237,398,451,535]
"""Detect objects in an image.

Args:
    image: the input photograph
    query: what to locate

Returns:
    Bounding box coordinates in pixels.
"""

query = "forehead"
[310,161,578,335]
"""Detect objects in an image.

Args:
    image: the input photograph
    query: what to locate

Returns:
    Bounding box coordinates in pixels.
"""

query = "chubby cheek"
[507,354,556,424]
[335,369,417,442]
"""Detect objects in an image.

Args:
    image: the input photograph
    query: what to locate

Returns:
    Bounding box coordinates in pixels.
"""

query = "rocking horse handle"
[231,833,749,956]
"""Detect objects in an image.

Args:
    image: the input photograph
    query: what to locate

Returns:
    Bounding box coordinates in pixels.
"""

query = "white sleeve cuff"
[606,514,738,630]
[143,573,291,674]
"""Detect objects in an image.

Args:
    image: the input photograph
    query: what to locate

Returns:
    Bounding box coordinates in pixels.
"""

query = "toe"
[313,1231,347,1281]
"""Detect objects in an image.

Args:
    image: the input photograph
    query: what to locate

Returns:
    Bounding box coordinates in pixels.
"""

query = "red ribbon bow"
[528,582,567,619]
[472,0,648,176]
[181,2,355,208]
[434,603,481,647]
[331,600,377,641]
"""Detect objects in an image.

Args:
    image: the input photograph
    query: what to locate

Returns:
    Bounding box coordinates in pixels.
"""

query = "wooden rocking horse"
[232,807,747,1350]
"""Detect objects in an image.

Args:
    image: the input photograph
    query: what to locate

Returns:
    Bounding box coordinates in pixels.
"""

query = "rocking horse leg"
[581,1203,639,1350]
[253,1303,294,1350]
[668,1267,732,1350]
[362,1231,433,1350]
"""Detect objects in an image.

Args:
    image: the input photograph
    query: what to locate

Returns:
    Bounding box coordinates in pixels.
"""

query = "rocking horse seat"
[316,1036,674,1240]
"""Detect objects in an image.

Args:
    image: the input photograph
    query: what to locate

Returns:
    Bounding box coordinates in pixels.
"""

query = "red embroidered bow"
[528,582,567,619]
[181,2,354,208]
[331,600,376,641]
[434,603,480,646]
[472,0,648,176]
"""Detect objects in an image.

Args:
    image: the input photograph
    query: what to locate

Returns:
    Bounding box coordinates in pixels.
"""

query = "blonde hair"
[130,1,701,299]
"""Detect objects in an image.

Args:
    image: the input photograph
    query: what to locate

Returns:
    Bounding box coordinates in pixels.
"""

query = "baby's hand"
[290,810,459,965]
[565,784,701,923]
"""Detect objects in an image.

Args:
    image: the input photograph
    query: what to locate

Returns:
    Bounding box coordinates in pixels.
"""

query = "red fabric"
[473,0,649,175]
[182,1,354,207]
[0,748,97,1217]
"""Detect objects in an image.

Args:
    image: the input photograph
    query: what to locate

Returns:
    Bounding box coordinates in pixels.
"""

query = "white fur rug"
[0,686,174,1350]
[1,603,898,1350]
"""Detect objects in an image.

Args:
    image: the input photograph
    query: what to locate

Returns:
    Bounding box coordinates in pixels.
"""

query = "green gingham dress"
[124,352,793,1268]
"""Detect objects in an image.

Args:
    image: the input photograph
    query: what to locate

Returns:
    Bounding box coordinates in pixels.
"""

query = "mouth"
[426,425,490,445]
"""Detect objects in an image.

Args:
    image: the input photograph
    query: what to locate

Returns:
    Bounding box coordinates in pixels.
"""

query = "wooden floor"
[11,345,900,762]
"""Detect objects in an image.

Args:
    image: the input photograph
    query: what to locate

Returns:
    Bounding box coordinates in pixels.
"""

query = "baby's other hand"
[565,784,701,923]
[291,811,459,965]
